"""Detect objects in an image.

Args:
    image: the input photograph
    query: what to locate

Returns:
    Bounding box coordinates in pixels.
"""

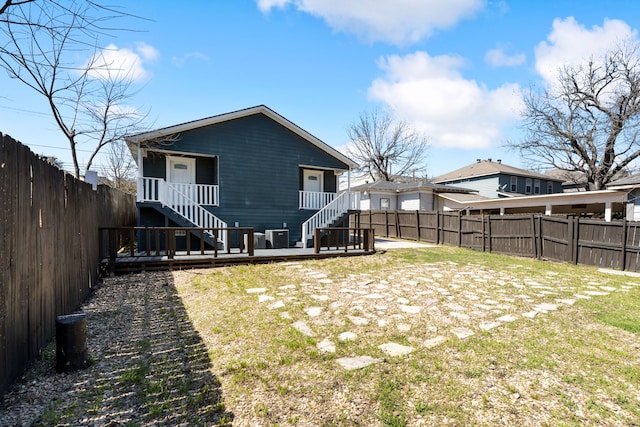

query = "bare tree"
[0,0,145,178]
[101,139,136,193]
[346,109,428,181]
[511,43,640,190]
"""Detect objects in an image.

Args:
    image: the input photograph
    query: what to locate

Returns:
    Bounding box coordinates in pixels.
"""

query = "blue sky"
[2,0,640,178]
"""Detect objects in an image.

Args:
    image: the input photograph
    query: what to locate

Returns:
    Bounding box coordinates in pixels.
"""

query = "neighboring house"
[125,105,357,249]
[606,174,640,221]
[544,168,588,192]
[351,180,475,211]
[432,159,564,198]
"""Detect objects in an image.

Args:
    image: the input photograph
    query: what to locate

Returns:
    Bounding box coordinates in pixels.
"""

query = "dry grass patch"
[174,247,640,426]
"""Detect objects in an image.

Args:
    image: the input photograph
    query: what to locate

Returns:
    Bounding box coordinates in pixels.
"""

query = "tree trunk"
[56,313,90,372]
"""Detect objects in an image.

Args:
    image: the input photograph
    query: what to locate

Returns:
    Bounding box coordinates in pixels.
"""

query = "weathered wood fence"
[0,133,136,395]
[355,210,640,272]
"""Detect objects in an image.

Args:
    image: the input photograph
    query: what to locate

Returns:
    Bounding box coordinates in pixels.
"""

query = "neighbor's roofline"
[125,105,357,168]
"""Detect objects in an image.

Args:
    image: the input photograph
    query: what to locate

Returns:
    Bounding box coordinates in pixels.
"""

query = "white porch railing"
[299,190,336,210]
[137,177,227,249]
[138,178,219,206]
[301,191,353,246]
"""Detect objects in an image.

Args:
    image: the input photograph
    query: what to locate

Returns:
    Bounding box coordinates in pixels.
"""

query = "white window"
[534,179,540,194]
[525,178,532,194]
[510,176,517,192]
[380,198,390,210]
[547,182,554,194]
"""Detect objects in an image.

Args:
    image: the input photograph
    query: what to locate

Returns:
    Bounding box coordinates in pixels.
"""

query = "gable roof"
[125,105,357,168]
[351,180,475,194]
[432,159,562,183]
[607,173,640,189]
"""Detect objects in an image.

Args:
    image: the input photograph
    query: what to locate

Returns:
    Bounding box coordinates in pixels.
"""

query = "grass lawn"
[171,246,640,426]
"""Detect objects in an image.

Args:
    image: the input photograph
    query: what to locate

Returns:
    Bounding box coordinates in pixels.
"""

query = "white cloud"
[256,0,485,45]
[485,45,525,67]
[171,52,210,68]
[368,51,523,149]
[256,0,291,12]
[86,42,159,82]
[535,17,638,84]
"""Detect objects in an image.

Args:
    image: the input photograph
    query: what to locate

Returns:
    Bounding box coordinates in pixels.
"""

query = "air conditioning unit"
[266,229,289,249]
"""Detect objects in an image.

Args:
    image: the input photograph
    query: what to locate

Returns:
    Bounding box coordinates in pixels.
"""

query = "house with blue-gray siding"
[125,105,357,249]
[432,158,564,198]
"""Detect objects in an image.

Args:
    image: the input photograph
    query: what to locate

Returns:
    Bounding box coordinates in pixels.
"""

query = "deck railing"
[313,227,375,253]
[99,226,254,261]
[299,190,336,210]
[301,191,352,246]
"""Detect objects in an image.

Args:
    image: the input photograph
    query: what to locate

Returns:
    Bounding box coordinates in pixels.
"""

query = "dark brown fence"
[0,133,136,395]
[355,210,640,272]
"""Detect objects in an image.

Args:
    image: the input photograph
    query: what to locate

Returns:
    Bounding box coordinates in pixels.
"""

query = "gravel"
[0,272,233,427]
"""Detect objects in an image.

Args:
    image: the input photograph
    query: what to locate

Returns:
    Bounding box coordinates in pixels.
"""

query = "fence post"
[622,220,628,271]
[436,211,441,245]
[530,214,537,259]
[537,215,543,260]
[415,210,420,241]
[487,215,492,253]
[572,218,580,264]
[481,214,486,252]
[395,210,401,238]
[458,211,462,248]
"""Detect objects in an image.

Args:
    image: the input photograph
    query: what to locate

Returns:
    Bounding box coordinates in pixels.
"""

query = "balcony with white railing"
[138,177,219,206]
[299,190,336,210]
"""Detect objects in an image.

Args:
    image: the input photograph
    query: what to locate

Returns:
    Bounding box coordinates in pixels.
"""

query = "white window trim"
[510,176,517,192]
[525,178,532,194]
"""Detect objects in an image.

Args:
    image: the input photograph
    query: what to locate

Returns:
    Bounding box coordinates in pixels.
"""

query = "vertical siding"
[143,113,350,244]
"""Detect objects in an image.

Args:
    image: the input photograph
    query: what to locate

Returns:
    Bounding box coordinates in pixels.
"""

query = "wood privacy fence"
[354,210,640,272]
[0,133,136,395]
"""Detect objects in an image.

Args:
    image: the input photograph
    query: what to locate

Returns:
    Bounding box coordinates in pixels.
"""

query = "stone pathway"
[246,261,640,370]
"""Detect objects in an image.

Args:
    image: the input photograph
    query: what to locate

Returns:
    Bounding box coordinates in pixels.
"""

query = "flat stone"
[522,311,538,319]
[279,285,296,290]
[374,305,388,311]
[292,320,315,337]
[305,306,323,317]
[258,295,275,303]
[347,315,369,326]
[336,356,381,370]
[268,300,285,309]
[600,286,617,292]
[317,338,336,353]
[479,321,501,331]
[397,323,411,332]
[364,293,384,299]
[423,336,447,348]
[497,314,517,322]
[533,303,558,313]
[280,311,292,319]
[338,331,357,341]
[246,287,267,294]
[397,297,410,304]
[451,327,474,339]
[400,305,422,314]
[311,295,330,301]
[583,291,609,296]
[379,342,415,357]
[574,293,591,299]
[557,299,576,306]
[450,311,470,321]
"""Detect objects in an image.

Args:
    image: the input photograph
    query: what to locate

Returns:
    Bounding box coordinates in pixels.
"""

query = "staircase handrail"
[151,178,227,250]
[301,191,352,245]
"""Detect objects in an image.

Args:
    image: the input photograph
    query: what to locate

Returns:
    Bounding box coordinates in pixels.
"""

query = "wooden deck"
[100,246,375,275]
[99,226,376,275]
